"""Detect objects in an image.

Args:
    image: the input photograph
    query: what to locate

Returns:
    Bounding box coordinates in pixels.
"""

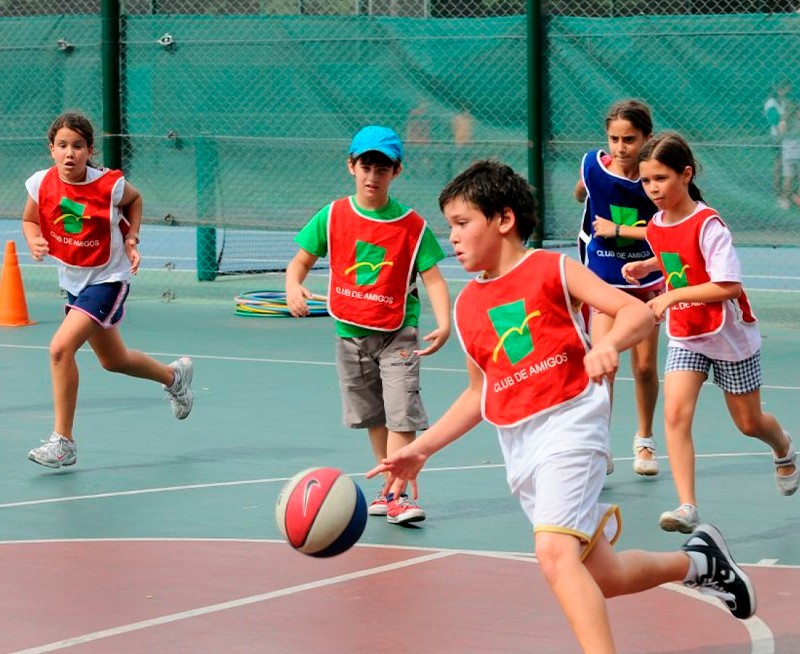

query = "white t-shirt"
[26,167,130,295]
[652,203,761,361]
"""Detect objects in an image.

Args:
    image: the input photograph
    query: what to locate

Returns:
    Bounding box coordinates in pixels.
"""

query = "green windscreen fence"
[0,3,798,325]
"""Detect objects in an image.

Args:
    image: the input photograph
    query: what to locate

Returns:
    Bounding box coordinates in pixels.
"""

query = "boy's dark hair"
[605,99,653,137]
[47,112,101,169]
[349,150,401,171]
[438,160,538,243]
[638,131,704,202]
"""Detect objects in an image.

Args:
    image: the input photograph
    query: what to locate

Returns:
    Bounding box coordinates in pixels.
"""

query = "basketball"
[275,467,367,557]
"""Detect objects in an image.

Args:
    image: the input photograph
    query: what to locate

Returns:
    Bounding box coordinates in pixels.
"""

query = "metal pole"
[101,0,122,170]
[526,0,544,248]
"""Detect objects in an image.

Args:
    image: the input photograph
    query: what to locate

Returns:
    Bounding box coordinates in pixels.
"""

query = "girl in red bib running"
[622,132,798,533]
[22,112,194,469]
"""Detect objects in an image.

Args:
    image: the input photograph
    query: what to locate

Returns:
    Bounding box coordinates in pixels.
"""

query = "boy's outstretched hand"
[414,326,450,357]
[366,443,428,500]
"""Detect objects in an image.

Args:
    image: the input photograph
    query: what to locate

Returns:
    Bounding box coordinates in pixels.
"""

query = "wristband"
[614,224,621,238]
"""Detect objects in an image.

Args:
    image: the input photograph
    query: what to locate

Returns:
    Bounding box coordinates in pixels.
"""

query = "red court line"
[0,540,791,654]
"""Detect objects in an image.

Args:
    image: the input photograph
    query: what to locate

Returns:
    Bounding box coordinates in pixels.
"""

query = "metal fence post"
[196,134,219,281]
[101,0,122,170]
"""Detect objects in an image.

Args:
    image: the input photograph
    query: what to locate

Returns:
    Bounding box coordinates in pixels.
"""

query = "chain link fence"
[1,1,798,323]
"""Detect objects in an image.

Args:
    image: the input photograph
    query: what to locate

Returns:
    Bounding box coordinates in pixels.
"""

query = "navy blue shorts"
[65,281,129,329]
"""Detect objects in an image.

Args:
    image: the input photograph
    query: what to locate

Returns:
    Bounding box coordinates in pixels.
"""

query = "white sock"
[683,550,705,583]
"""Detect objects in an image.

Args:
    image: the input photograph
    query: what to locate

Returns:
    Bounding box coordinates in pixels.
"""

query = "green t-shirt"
[294,196,446,337]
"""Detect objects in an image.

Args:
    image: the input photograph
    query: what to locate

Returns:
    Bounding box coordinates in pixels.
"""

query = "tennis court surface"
[1,294,799,653]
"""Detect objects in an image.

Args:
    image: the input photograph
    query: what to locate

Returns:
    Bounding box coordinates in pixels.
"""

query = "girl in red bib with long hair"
[623,132,798,533]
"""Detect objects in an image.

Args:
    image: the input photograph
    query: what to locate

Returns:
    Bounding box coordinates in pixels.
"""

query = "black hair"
[605,99,653,137]
[47,112,101,169]
[438,159,538,243]
[349,150,401,171]
[638,131,704,202]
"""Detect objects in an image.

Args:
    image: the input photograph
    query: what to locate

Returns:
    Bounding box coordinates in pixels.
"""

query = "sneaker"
[387,495,426,525]
[774,432,799,496]
[633,436,659,476]
[367,492,389,516]
[659,503,699,533]
[164,357,194,419]
[777,197,790,210]
[682,524,756,620]
[28,432,77,468]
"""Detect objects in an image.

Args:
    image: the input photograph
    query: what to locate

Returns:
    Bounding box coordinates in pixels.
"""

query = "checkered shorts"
[665,347,762,395]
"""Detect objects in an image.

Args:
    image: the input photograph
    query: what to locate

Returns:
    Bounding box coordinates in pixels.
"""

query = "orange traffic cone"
[0,240,35,326]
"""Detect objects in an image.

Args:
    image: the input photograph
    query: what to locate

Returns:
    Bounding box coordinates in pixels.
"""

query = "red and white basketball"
[275,467,367,557]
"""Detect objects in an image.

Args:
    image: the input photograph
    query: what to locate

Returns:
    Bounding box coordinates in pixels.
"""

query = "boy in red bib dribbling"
[286,126,451,525]
[368,160,756,654]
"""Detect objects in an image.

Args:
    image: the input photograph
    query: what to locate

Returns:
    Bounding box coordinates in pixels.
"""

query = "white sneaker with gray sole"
[659,503,699,533]
[164,357,194,419]
[28,432,77,468]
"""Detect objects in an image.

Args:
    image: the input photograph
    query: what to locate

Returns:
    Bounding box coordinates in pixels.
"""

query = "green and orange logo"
[609,205,645,247]
[488,299,541,364]
[661,251,690,288]
[344,240,394,285]
[54,197,91,234]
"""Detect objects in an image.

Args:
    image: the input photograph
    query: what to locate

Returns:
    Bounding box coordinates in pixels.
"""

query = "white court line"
[0,454,772,510]
[5,550,454,654]
[662,583,775,654]
[0,344,798,390]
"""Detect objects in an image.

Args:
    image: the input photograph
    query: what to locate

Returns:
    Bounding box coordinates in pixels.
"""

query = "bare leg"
[49,310,100,439]
[536,532,616,654]
[387,429,416,496]
[725,390,796,478]
[368,425,389,478]
[89,325,174,384]
[585,537,690,599]
[630,325,660,446]
[662,370,705,506]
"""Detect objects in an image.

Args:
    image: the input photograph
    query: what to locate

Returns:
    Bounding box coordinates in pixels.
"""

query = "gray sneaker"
[164,357,194,419]
[28,432,77,468]
[659,503,699,533]
[682,524,756,619]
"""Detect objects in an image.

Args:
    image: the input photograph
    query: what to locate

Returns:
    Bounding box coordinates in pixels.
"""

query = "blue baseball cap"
[349,125,404,163]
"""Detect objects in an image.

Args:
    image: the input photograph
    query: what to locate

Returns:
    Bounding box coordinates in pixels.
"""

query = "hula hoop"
[234,290,329,318]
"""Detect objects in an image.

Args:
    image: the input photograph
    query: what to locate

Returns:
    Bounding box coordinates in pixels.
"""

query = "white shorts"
[499,383,621,549]
[515,450,620,551]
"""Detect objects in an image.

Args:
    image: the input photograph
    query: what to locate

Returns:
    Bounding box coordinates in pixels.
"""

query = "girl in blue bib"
[575,100,665,476]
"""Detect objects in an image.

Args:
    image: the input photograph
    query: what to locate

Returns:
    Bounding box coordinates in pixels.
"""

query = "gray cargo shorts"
[335,326,429,432]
